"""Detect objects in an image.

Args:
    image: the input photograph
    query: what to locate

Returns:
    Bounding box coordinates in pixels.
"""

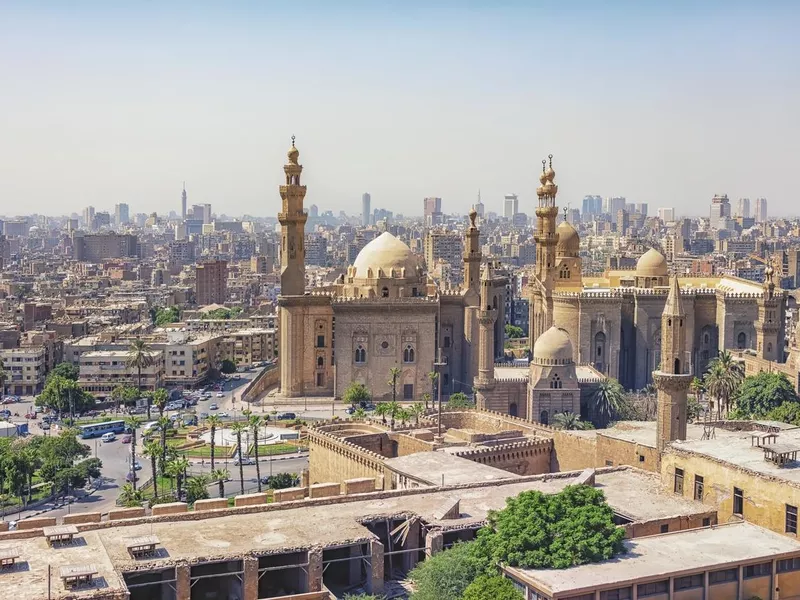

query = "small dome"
[556,220,580,256]
[533,327,574,364]
[352,232,421,279]
[539,172,548,185]
[636,248,668,278]
[545,166,556,181]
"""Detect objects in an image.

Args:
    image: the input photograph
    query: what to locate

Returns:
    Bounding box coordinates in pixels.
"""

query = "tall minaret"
[181,182,187,220]
[654,274,693,455]
[464,208,481,292]
[530,155,560,346]
[474,261,497,409]
[756,259,782,362]
[278,136,308,296]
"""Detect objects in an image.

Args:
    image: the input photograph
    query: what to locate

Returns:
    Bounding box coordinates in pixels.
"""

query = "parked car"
[25,412,36,419]
[101,432,116,442]
[40,422,50,431]
[199,412,209,419]
[182,416,198,427]
[277,412,297,420]
[234,456,255,466]
[121,434,132,444]
[209,404,219,411]
[216,392,224,398]
[216,412,229,418]
[346,406,356,415]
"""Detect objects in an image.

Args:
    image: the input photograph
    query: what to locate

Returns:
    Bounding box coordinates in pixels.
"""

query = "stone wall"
[451,439,551,475]
[343,433,394,457]
[596,433,660,472]
[308,428,387,487]
[241,363,279,404]
[389,432,437,456]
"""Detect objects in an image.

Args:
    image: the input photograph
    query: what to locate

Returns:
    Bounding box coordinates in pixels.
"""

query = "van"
[101,432,116,442]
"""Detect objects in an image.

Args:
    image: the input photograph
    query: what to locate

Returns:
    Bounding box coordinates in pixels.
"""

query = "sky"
[1,1,799,219]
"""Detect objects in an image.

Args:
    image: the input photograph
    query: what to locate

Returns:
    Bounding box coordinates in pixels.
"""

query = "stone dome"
[532,327,574,365]
[352,232,421,279]
[636,248,668,278]
[556,220,580,256]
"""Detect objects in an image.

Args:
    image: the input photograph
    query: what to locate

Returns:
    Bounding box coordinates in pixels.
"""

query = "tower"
[653,274,693,454]
[474,261,497,409]
[362,193,371,226]
[756,260,783,362]
[278,136,308,296]
[463,208,481,292]
[181,183,187,220]
[529,155,560,347]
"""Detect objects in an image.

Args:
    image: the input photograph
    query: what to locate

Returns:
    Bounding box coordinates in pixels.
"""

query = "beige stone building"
[218,327,277,368]
[276,141,505,400]
[78,349,164,396]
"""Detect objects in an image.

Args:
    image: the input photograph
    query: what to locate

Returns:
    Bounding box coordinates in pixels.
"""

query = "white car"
[233,456,255,466]
[101,432,116,442]
[216,392,224,398]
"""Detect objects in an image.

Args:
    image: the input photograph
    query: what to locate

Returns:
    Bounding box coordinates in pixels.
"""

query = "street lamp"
[434,348,447,440]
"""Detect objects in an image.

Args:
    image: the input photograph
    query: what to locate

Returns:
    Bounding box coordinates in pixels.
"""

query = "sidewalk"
[186,451,308,466]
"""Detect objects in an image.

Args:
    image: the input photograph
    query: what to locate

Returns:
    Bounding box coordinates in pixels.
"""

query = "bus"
[78,420,127,439]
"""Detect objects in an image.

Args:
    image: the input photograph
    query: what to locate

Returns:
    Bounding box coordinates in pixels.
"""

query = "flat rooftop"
[384,452,520,486]
[507,522,800,597]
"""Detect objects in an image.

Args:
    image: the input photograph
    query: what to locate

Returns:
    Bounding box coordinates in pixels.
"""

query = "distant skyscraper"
[181,183,187,220]
[736,197,750,219]
[658,207,676,222]
[308,204,319,218]
[423,197,442,225]
[581,195,602,216]
[709,194,731,229]
[82,206,95,230]
[636,203,649,217]
[604,196,627,217]
[191,204,212,224]
[474,190,485,219]
[503,194,518,219]
[362,193,371,226]
[114,203,129,227]
[755,197,768,223]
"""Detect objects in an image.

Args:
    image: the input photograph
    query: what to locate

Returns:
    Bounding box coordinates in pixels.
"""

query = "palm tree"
[211,468,229,499]
[410,402,425,426]
[151,388,169,418]
[166,456,190,500]
[185,474,210,504]
[118,483,145,508]
[591,378,626,427]
[205,414,223,471]
[388,367,401,404]
[552,412,589,430]
[421,392,431,411]
[124,416,142,490]
[396,408,411,427]
[156,416,171,471]
[375,402,390,425]
[230,422,247,495]
[428,371,439,405]
[246,412,263,492]
[353,407,366,419]
[127,338,155,418]
[142,439,161,499]
[704,350,744,418]
[385,401,400,429]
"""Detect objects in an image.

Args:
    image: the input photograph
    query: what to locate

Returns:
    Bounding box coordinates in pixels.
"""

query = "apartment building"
[195,259,228,306]
[162,332,220,388]
[78,349,163,397]
[218,328,277,368]
[0,346,47,395]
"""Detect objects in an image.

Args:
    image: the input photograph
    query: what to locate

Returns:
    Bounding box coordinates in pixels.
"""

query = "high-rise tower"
[278,136,308,296]
[530,155,560,347]
[654,274,692,454]
[181,183,187,220]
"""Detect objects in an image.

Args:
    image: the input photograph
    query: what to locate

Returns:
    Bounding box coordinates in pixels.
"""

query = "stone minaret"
[530,155,560,346]
[474,262,497,408]
[654,274,693,454]
[278,137,309,397]
[756,260,783,362]
[463,208,481,293]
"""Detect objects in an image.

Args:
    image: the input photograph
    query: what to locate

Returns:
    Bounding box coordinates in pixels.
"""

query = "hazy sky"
[2,1,799,219]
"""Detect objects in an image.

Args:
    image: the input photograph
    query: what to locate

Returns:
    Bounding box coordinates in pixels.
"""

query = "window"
[743,562,771,579]
[638,454,645,463]
[381,287,389,298]
[674,468,684,494]
[605,460,613,466]
[787,504,798,535]
[354,345,366,364]
[317,356,324,368]
[550,374,562,389]
[444,336,451,348]
[316,373,324,387]
[674,574,704,590]
[443,373,449,386]
[694,475,704,500]
[540,410,549,425]
[637,581,668,597]
[403,345,415,363]
[733,487,744,515]
[403,384,413,400]
[660,524,669,533]
[702,517,711,527]
[778,557,800,573]
[737,331,746,349]
[316,335,325,348]
[599,588,631,600]
[709,568,738,584]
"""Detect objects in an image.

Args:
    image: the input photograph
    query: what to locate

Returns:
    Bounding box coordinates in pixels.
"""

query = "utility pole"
[434,347,446,441]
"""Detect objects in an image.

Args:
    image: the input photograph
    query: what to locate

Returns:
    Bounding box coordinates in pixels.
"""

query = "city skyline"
[2,2,799,217]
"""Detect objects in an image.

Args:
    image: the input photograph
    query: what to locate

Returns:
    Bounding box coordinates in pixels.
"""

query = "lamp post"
[434,348,446,440]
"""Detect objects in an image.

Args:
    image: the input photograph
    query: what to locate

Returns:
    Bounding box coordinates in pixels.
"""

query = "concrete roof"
[384,452,520,486]
[507,522,800,597]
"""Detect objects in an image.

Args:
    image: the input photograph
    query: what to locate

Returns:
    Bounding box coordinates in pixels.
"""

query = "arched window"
[540,410,549,425]
[595,332,606,358]
[767,342,773,354]
[509,402,518,417]
[381,287,389,298]
[354,345,366,364]
[403,345,415,363]
[550,374,562,389]
[560,266,570,279]
[317,356,324,368]
[704,333,710,345]
[737,332,747,349]
[674,358,680,374]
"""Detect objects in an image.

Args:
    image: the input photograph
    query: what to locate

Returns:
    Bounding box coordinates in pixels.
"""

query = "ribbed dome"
[556,220,580,256]
[636,248,668,278]
[352,232,420,278]
[533,327,574,365]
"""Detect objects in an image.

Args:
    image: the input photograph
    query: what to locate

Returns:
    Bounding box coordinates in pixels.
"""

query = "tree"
[428,371,439,404]
[388,367,401,404]
[504,324,524,339]
[396,408,411,427]
[111,385,140,412]
[551,412,590,430]
[220,359,237,374]
[211,468,229,499]
[37,376,94,417]
[127,338,155,418]
[124,416,142,490]
[463,575,524,600]
[185,474,210,504]
[205,414,223,471]
[733,372,799,418]
[472,485,625,570]
[153,306,180,326]
[230,422,247,495]
[156,416,172,471]
[591,379,626,427]
[385,401,400,429]
[422,392,431,411]
[447,392,474,409]
[343,382,371,406]
[353,408,367,419]
[267,472,298,490]
[408,542,485,600]
[119,483,145,508]
[247,412,263,492]
[375,402,390,425]
[150,388,170,418]
[767,402,800,426]
[142,439,161,499]
[166,456,190,500]
[410,402,425,425]
[704,350,744,418]
[48,362,79,382]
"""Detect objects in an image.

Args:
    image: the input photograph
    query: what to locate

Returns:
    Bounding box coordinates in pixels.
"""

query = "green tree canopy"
[220,359,237,374]
[733,372,799,418]
[409,542,485,600]
[504,324,524,339]
[463,575,524,600]
[472,485,625,570]
[267,472,299,490]
[153,306,181,326]
[36,375,95,415]
[767,401,800,426]
[343,382,371,406]
[201,307,243,320]
[111,385,140,407]
[446,392,474,409]
[47,362,79,382]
